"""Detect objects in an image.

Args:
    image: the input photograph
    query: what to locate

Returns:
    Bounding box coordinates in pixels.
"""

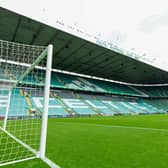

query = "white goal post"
[0,40,59,168]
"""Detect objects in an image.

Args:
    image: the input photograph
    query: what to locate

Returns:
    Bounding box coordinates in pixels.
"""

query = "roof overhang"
[0,6,168,84]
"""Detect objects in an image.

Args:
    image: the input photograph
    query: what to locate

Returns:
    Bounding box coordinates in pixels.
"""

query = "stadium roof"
[0,7,168,84]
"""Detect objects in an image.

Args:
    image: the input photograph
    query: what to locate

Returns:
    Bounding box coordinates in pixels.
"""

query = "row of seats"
[1,89,167,118]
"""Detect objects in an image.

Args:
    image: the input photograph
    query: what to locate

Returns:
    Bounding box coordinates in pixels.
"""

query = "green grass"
[3,114,168,168]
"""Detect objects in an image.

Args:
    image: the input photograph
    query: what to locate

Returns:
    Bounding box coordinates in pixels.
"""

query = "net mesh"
[0,39,48,165]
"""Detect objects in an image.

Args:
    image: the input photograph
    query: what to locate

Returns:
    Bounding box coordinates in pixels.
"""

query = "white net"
[0,40,50,165]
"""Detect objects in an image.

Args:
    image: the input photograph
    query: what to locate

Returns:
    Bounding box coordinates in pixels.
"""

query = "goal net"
[0,40,56,167]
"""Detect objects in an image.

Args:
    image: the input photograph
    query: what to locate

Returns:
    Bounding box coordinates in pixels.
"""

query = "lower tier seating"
[1,88,167,118]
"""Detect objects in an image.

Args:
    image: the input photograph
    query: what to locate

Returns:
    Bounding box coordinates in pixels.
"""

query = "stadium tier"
[1,64,168,98]
[1,88,167,118]
[0,63,140,96]
[49,91,166,115]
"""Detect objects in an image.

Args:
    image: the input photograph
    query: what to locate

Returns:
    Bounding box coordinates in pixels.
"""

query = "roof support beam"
[54,38,73,57]
[30,24,42,45]
[62,45,99,70]
[79,50,109,73]
[52,38,73,66]
[60,42,88,63]
[12,16,21,42]
[45,31,60,45]
[85,52,111,70]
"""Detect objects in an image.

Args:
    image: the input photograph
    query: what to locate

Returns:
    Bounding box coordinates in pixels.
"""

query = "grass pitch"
[3,114,168,168]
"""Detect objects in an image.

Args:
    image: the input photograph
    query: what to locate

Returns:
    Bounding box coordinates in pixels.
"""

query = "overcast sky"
[1,0,168,70]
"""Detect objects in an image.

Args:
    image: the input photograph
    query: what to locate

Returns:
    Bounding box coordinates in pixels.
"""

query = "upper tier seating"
[1,64,168,98]
[135,86,168,97]
[0,65,141,96]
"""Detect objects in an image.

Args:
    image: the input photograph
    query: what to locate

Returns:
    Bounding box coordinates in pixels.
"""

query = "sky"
[1,0,168,70]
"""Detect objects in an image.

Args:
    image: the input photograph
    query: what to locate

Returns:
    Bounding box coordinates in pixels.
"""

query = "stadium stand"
[1,63,168,117]
[2,63,168,99]
[2,87,166,117]
[53,92,167,115]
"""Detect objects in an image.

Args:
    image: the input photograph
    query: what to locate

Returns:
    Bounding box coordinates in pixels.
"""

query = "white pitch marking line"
[55,122,168,132]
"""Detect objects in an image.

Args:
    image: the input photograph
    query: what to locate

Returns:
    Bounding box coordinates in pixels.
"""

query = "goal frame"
[0,44,60,168]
